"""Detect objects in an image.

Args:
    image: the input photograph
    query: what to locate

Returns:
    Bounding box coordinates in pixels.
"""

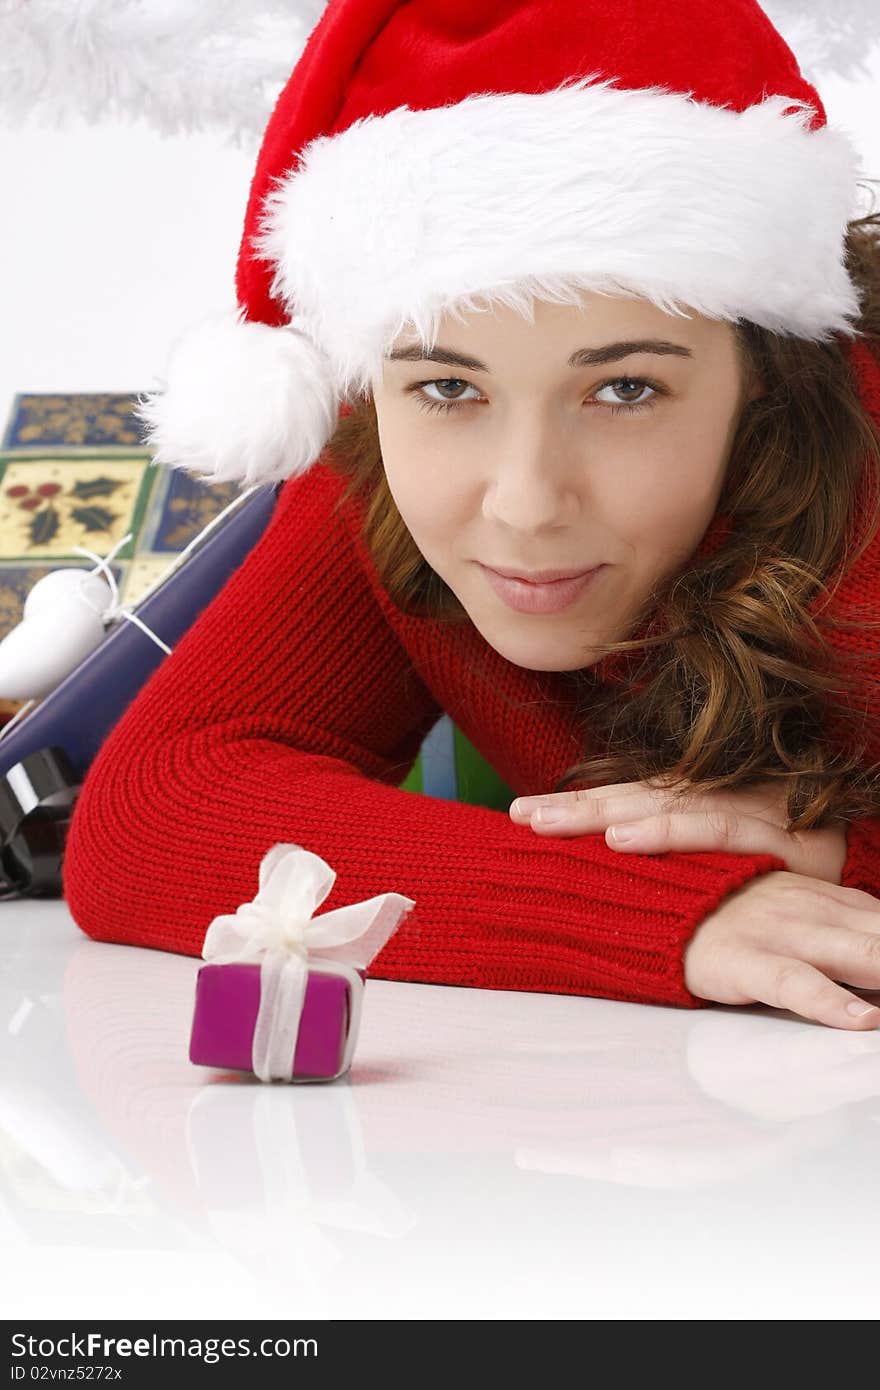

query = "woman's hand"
[509,776,849,885]
[681,870,880,1030]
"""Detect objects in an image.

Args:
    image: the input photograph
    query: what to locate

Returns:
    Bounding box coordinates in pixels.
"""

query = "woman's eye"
[407,374,664,417]
[410,378,481,414]
[593,377,660,414]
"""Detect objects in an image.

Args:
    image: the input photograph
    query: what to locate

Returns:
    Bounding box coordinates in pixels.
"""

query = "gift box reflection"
[0,924,153,1240]
[60,939,415,1289]
[57,932,871,1271]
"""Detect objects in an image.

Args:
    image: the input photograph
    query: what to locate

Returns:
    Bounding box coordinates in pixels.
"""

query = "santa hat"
[135,0,869,491]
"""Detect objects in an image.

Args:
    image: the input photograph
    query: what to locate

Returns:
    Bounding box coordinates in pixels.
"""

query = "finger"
[744,953,880,1031]
[602,810,795,861]
[805,877,880,915]
[757,871,880,918]
[753,894,880,983]
[757,899,880,958]
[510,783,650,823]
[524,794,660,835]
[797,922,880,992]
[510,776,787,824]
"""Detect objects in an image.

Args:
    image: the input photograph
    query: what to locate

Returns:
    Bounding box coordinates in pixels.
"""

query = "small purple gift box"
[188,841,416,1084]
[189,961,367,1081]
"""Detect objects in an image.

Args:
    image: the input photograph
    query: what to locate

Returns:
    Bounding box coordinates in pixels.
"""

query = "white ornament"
[0,601,107,700]
[0,485,261,731]
[22,567,114,621]
[0,530,145,702]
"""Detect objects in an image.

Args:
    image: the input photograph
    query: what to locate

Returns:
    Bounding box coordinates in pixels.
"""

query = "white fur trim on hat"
[254,73,866,406]
[134,307,340,488]
[140,74,866,490]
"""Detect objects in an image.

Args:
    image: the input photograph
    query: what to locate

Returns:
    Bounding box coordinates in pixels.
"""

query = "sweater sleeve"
[840,817,880,897]
[63,462,790,1011]
[835,339,880,900]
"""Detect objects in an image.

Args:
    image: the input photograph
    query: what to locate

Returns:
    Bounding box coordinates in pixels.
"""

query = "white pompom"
[134,308,341,488]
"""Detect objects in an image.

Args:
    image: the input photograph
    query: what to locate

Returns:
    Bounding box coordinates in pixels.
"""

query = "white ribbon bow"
[201,843,415,1082]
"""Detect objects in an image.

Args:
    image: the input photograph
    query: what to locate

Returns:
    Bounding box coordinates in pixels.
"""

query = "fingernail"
[609,823,640,843]
[535,807,568,824]
[846,1000,880,1018]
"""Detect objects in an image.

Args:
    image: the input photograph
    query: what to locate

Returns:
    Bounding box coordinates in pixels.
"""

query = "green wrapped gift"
[398,713,514,812]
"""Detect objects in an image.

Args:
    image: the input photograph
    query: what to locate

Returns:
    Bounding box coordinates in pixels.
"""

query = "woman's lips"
[479,563,605,614]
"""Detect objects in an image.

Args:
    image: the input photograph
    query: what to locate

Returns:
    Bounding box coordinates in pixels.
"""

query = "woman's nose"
[482,429,581,529]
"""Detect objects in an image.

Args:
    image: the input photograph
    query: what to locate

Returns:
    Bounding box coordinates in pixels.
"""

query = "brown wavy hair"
[322,201,880,833]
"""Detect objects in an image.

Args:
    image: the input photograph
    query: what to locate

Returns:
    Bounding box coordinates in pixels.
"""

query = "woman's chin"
[466,607,601,673]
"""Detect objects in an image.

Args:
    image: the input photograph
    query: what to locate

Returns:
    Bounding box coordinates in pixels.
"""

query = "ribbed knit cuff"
[840,816,880,897]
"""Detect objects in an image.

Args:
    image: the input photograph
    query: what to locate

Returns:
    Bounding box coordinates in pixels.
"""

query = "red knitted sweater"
[63,340,880,1011]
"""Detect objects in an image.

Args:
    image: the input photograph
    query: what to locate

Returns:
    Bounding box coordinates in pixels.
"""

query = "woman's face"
[370,292,763,672]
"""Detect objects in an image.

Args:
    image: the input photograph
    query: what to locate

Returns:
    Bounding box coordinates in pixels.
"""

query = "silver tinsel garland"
[0,1,328,147]
[0,1,876,147]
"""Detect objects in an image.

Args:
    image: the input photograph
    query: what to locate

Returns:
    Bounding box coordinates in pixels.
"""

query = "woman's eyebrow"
[385,338,695,372]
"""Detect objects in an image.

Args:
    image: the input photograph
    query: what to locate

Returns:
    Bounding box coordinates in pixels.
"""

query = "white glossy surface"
[1,902,879,1321]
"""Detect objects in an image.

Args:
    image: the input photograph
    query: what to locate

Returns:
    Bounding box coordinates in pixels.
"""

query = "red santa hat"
[135,0,869,490]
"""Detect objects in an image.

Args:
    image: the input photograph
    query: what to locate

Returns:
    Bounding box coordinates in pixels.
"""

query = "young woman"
[64,0,880,1031]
